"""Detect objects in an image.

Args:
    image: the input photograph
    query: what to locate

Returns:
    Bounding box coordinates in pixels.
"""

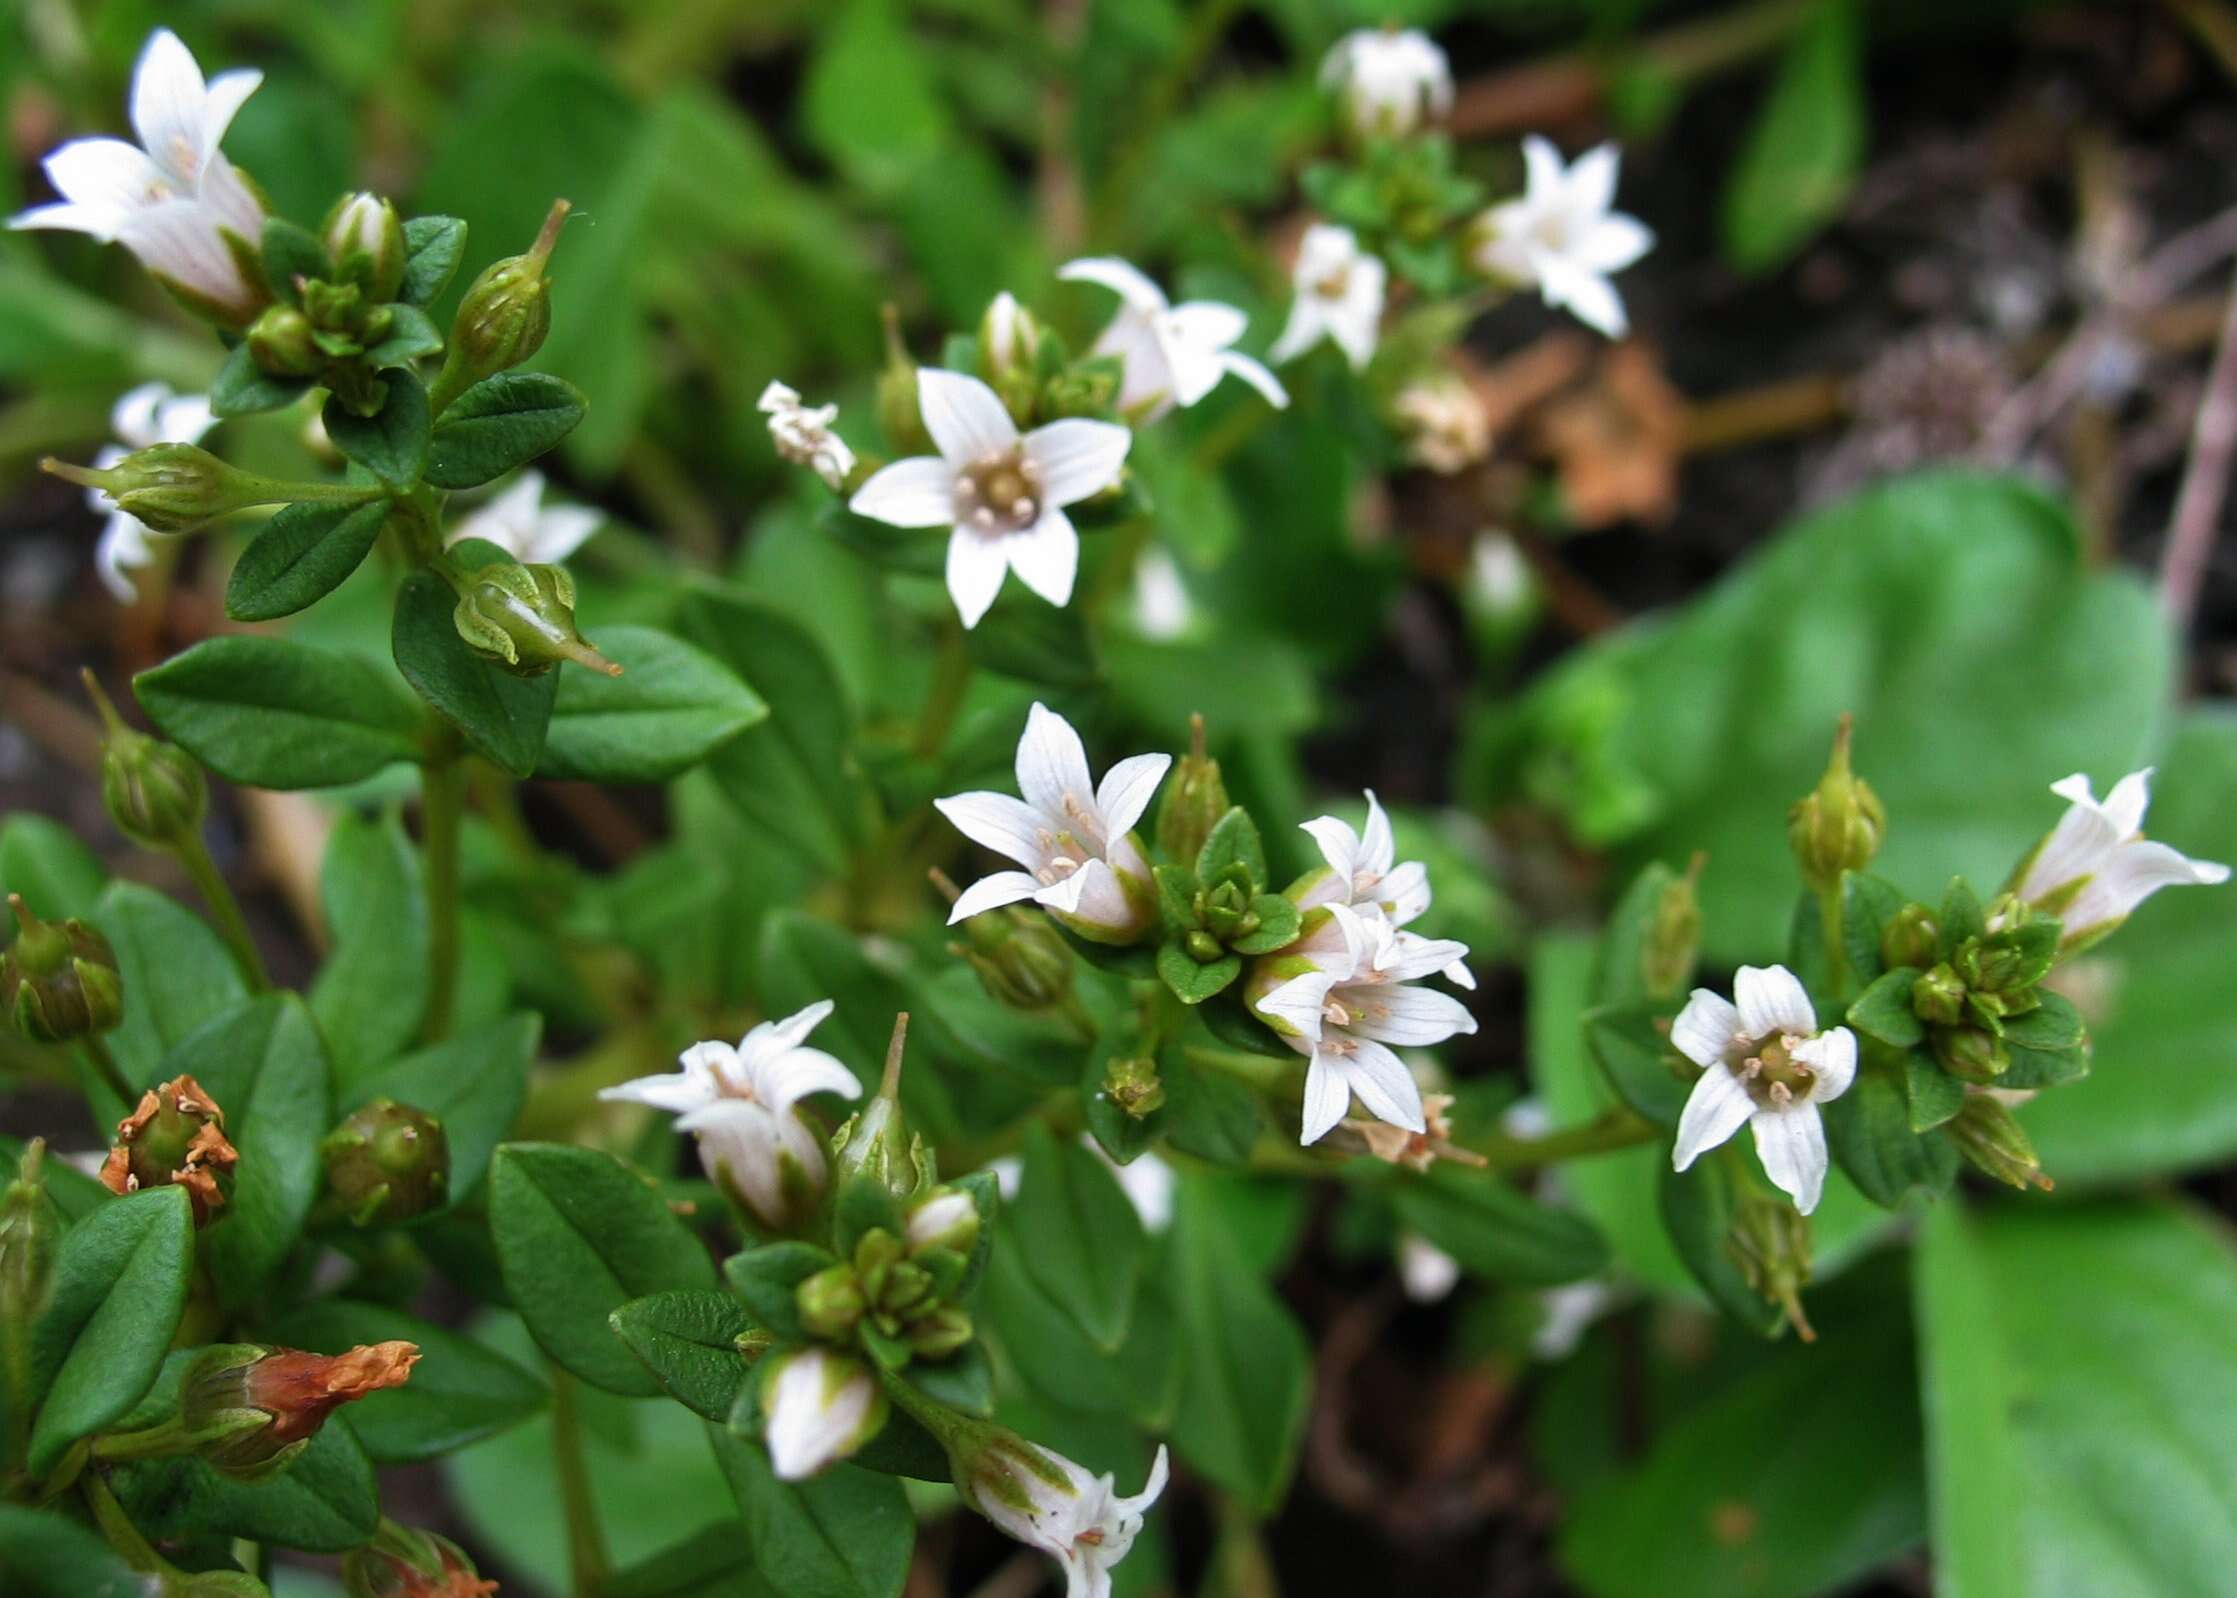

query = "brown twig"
[2161,261,2237,627]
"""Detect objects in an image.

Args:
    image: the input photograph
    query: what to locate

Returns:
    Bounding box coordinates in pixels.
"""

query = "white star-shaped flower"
[1472,137,1654,339]
[1295,789,1473,989]
[759,380,858,492]
[1256,904,1477,1146]
[599,1000,860,1232]
[1269,224,1387,371]
[849,369,1130,629]
[761,1347,885,1480]
[1059,258,1289,422]
[447,471,602,566]
[2016,768,2229,946]
[966,1439,1170,1598]
[1319,27,1453,137]
[934,702,1168,942]
[89,382,216,601]
[10,29,269,324]
[1670,965,1856,1215]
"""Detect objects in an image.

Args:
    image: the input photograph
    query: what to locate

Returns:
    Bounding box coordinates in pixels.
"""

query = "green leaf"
[1012,1122,1145,1352]
[723,1242,832,1344]
[119,1415,378,1552]
[1583,1001,1690,1127]
[262,217,329,295]
[1155,939,1240,1005]
[489,1143,718,1395]
[209,339,306,417]
[260,1297,547,1462]
[1721,0,1865,272]
[399,215,468,306]
[366,304,443,369]
[1163,1175,1310,1513]
[1847,967,1924,1049]
[1915,1199,2237,1596]
[611,1290,754,1420]
[323,368,431,487]
[163,994,330,1307]
[1822,1059,1956,1208]
[0,1506,144,1598]
[26,1186,193,1476]
[709,1424,914,1598]
[226,499,391,622]
[1390,1166,1611,1287]
[600,1524,760,1598]
[1231,892,1300,955]
[682,585,867,872]
[391,557,558,777]
[86,881,247,1097]
[537,625,767,783]
[1903,1052,1968,1132]
[1996,1037,2089,1091]
[1160,1045,1265,1165]
[1558,1255,1924,1598]
[425,372,589,490]
[308,810,429,1080]
[1657,1155,1782,1336]
[338,1013,538,1205]
[1471,473,2173,965]
[1840,872,1909,984]
[1195,806,1267,891]
[135,636,426,788]
[0,813,106,920]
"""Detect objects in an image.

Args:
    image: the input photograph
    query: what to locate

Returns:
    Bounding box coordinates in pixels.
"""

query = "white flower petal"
[762,1046,862,1114]
[918,368,1019,464]
[1023,418,1131,506]
[1216,350,1290,409]
[131,30,214,185]
[1346,982,1475,1047]
[1358,789,1395,877]
[1578,213,1655,275]
[1535,249,1627,339]
[1015,702,1097,823]
[1342,1038,1428,1133]
[849,456,957,528]
[1258,971,1336,1045]
[600,1068,718,1115]
[1672,1062,1754,1171]
[1095,753,1171,840]
[95,513,155,601]
[1059,256,1170,312]
[1791,1027,1857,1103]
[1734,965,1816,1039]
[1750,1103,1829,1214]
[933,790,1049,870]
[948,870,1044,923]
[945,526,1011,628]
[1564,143,1621,218]
[1299,815,1362,881]
[1005,508,1079,608]
[1299,1052,1352,1144]
[1670,989,1743,1069]
[2100,769,2153,838]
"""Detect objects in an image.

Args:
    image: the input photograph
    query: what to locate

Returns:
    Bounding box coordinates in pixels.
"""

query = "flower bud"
[325,192,408,304]
[84,669,207,851]
[322,1099,450,1225]
[435,200,567,407]
[184,1340,419,1476]
[40,444,274,534]
[1727,1188,1816,1341]
[1,1141,61,1369]
[4,895,123,1044]
[1911,962,1967,1027]
[980,291,1044,422]
[832,1014,930,1200]
[797,1262,867,1340]
[1100,1055,1166,1120]
[99,1074,238,1225]
[342,1522,496,1598]
[1155,715,1229,865]
[952,904,1074,1013]
[1947,1093,2053,1191]
[760,1346,887,1480]
[1931,1023,2008,1084]
[905,1303,974,1360]
[903,1186,981,1257]
[248,303,324,377]
[875,304,931,457]
[452,560,621,678]
[1879,903,1939,971]
[1786,714,1886,891]
[1641,854,1703,999]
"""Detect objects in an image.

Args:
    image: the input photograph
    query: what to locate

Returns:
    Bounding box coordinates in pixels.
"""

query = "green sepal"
[832,1176,903,1259]
[398,216,467,307]
[1158,939,1240,1005]
[723,1243,835,1344]
[1846,967,1924,1049]
[261,218,329,301]
[209,340,308,417]
[1195,806,1267,894]
[1937,878,1986,956]
[1230,893,1301,955]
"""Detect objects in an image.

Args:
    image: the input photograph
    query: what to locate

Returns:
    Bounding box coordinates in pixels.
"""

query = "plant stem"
[549,1368,610,1597]
[1818,882,1849,1003]
[1469,1106,1660,1171]
[82,1473,178,1576]
[174,830,269,991]
[1182,1043,1300,1098]
[915,621,974,759]
[79,1035,134,1106]
[419,753,467,1044]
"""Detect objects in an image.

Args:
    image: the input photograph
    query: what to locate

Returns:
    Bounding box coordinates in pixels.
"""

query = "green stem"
[419,754,467,1044]
[81,1473,178,1577]
[1182,1043,1300,1098]
[1470,1106,1660,1171]
[549,1368,610,1597]
[79,1035,134,1106]
[174,833,268,991]
[914,621,974,759]
[1818,883,1848,1004]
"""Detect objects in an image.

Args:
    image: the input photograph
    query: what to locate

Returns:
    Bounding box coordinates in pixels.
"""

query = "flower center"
[1033,823,1095,887]
[1312,267,1351,301]
[1731,1033,1815,1109]
[954,448,1043,536]
[1323,996,1354,1028]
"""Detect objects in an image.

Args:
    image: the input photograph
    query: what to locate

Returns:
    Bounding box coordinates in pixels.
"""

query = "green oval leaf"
[536,625,767,784]
[1012,1121,1146,1352]
[86,881,247,1107]
[391,556,557,777]
[399,215,467,307]
[710,1425,915,1598]
[610,1289,753,1421]
[308,810,429,1080]
[135,636,426,789]
[425,372,588,489]
[225,499,391,622]
[324,368,431,487]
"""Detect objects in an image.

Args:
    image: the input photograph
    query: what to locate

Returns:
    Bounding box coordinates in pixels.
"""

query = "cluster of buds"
[99,1074,239,1225]
[246,192,418,414]
[181,1340,419,1475]
[1153,807,1304,1005]
[342,1521,497,1598]
[1896,884,2061,1084]
[2,895,122,1044]
[321,1098,451,1225]
[796,1214,976,1364]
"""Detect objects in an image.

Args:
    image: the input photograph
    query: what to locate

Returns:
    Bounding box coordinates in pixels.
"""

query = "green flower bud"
[1641,853,1704,999]
[1156,715,1229,865]
[40,444,277,534]
[1786,714,1886,891]
[1,1141,61,1379]
[324,192,408,304]
[1947,1093,2053,1191]
[83,669,207,851]
[903,1186,981,1257]
[1932,1023,2008,1084]
[1911,962,1967,1027]
[1879,903,1939,971]
[185,1340,419,1477]
[3,895,123,1043]
[797,1263,867,1340]
[831,1014,931,1200]
[322,1099,450,1225]
[950,898,1073,1013]
[905,1303,974,1360]
[431,198,568,413]
[341,1521,492,1598]
[248,303,323,377]
[1102,1054,1166,1120]
[875,303,930,456]
[452,559,621,678]
[1727,1186,1816,1341]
